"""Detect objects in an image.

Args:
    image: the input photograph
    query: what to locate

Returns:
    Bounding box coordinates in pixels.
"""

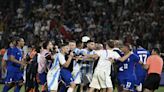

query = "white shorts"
[47,69,60,91]
[89,70,113,90]
[72,70,81,84]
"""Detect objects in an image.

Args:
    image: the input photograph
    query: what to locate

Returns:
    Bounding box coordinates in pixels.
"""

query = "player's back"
[123,54,140,78]
[134,48,150,77]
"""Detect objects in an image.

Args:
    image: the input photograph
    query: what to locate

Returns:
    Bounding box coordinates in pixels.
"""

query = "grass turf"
[0,84,163,92]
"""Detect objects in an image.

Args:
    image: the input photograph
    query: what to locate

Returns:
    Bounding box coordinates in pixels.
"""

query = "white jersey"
[95,50,120,74]
[47,53,66,91]
[89,49,120,89]
[72,48,82,71]
[72,48,82,84]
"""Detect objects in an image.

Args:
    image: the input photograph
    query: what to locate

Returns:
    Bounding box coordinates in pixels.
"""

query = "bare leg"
[122,89,130,92]
[143,88,153,92]
[80,85,83,92]
[107,87,113,92]
[88,87,95,92]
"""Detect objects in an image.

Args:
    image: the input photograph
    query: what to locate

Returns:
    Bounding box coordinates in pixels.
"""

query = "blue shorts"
[117,77,125,86]
[123,78,135,91]
[60,68,74,86]
[39,72,47,85]
[135,75,146,85]
[5,70,23,84]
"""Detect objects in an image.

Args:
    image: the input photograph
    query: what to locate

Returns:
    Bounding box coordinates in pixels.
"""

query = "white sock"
[67,87,74,92]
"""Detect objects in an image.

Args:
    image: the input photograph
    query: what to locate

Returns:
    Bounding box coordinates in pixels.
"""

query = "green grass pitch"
[0,84,163,92]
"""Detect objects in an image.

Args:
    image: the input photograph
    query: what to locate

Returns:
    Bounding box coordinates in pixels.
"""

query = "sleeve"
[58,54,66,65]
[3,51,8,60]
[7,48,16,58]
[7,48,12,56]
[95,50,102,57]
[80,49,87,55]
[112,51,121,59]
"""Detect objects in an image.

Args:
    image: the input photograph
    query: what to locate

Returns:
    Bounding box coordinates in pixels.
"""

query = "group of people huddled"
[1,36,163,92]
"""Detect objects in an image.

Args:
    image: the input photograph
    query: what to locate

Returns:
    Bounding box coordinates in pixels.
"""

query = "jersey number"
[139,54,147,64]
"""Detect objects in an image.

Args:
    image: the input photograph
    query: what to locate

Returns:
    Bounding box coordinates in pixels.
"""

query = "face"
[62,45,70,54]
[120,46,129,53]
[19,38,25,48]
[48,42,53,50]
[69,42,76,50]
[87,42,95,50]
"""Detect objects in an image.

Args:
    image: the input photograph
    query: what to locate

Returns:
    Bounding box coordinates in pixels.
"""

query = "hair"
[69,40,76,43]
[35,46,42,53]
[16,37,23,45]
[152,48,160,55]
[136,39,143,47]
[107,40,114,48]
[86,40,94,44]
[42,41,50,49]
[76,40,82,48]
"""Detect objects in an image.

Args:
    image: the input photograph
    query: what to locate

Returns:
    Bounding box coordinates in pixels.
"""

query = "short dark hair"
[69,40,76,43]
[152,48,160,55]
[136,39,143,47]
[43,41,50,49]
[86,40,94,44]
[76,40,82,48]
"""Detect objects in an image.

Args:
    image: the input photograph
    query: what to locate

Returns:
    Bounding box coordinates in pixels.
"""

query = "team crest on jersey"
[128,58,130,62]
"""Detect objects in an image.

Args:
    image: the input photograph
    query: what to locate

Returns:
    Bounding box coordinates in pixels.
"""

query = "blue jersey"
[133,48,150,84]
[123,54,140,79]
[113,48,126,85]
[7,47,23,72]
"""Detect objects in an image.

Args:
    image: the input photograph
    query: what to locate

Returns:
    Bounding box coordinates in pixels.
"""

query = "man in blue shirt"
[134,39,150,91]
[120,43,140,92]
[3,37,26,92]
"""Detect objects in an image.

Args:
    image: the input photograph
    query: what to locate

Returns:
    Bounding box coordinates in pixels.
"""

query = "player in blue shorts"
[3,37,26,92]
[113,40,125,92]
[133,39,150,91]
[119,43,140,92]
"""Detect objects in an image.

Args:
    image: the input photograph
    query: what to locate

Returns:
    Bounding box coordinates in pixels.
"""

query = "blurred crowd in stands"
[0,0,164,52]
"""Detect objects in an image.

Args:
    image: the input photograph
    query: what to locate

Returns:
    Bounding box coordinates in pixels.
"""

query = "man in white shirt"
[89,40,132,92]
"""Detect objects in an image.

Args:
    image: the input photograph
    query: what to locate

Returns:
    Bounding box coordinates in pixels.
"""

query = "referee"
[140,48,163,92]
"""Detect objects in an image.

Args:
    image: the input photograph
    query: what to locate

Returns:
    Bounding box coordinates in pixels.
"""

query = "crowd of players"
[1,36,163,92]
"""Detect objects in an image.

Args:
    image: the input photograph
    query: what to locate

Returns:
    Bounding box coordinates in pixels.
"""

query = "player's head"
[151,48,160,55]
[107,40,114,49]
[86,40,95,50]
[60,43,70,54]
[114,40,122,48]
[95,43,103,50]
[121,43,131,53]
[136,39,143,48]
[76,40,83,49]
[43,41,53,50]
[16,37,25,48]
[68,40,76,50]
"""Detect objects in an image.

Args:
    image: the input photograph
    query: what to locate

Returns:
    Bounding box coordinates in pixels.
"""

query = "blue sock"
[14,85,22,92]
[59,85,67,92]
[2,85,11,92]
